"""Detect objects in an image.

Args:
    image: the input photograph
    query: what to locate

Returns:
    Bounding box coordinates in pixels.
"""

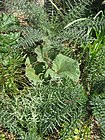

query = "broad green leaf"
[45,68,58,78]
[35,37,52,62]
[46,54,80,81]
[35,47,45,62]
[25,57,40,85]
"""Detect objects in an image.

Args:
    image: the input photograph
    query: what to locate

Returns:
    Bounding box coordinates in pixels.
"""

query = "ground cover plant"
[0,0,105,139]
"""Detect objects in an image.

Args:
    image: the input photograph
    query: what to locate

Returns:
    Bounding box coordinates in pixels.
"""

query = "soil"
[0,126,16,140]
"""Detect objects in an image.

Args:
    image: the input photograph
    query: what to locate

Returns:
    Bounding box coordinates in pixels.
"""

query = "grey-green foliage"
[90,93,105,140]
[0,13,25,94]
[6,0,49,30]
[87,44,105,90]
[62,10,105,92]
[61,0,105,44]
[82,23,105,92]
[63,15,105,44]
[20,27,43,51]
[93,77,105,94]
[0,80,87,139]
[8,1,81,83]
[36,80,87,135]
[45,0,93,17]
[5,0,105,45]
[7,0,62,63]
[0,90,41,139]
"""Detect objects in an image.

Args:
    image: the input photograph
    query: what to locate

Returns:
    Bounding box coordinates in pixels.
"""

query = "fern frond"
[35,80,87,135]
[0,80,87,139]
[20,27,43,49]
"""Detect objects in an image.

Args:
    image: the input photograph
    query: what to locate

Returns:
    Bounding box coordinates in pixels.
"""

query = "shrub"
[0,80,88,139]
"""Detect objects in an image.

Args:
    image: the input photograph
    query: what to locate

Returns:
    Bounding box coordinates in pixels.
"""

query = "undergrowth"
[0,0,105,139]
[0,80,88,139]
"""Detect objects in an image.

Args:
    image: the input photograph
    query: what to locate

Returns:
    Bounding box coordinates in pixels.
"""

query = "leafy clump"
[45,53,80,81]
[1,0,105,139]
[0,90,40,139]
[0,13,25,94]
[0,80,87,139]
[37,80,87,135]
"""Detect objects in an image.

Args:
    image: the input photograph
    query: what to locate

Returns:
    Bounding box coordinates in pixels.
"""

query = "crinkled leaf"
[25,57,40,85]
[45,68,58,78]
[46,54,80,81]
[35,47,44,62]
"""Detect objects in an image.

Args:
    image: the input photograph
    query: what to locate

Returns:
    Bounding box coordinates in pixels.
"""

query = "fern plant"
[0,79,88,139]
[35,80,88,136]
[0,89,40,139]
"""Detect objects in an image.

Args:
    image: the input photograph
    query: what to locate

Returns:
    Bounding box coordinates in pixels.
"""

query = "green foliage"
[79,17,105,92]
[0,90,40,139]
[60,121,91,140]
[0,133,6,140]
[6,1,80,84]
[60,1,105,45]
[1,0,105,139]
[0,13,26,94]
[90,93,105,140]
[36,80,87,136]
[25,57,41,84]
[25,51,80,84]
[45,0,94,18]
[45,53,80,81]
[0,13,19,32]
[0,80,87,139]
